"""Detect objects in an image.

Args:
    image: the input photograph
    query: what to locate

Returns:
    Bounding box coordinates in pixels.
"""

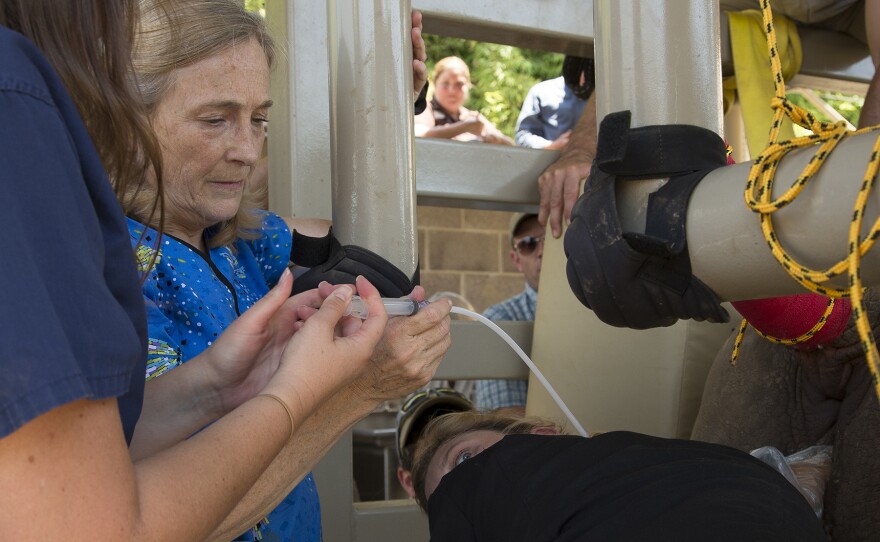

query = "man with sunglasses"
[474,213,544,414]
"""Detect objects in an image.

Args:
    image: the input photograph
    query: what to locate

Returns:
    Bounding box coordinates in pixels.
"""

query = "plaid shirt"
[475,284,537,410]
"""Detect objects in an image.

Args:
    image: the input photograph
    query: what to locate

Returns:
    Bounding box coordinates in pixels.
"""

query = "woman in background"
[415,56,514,145]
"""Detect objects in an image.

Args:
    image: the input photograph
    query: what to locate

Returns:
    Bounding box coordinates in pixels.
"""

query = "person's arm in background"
[478,115,515,146]
[513,87,571,150]
[859,0,880,127]
[537,92,597,238]
[515,86,553,149]
[416,105,485,139]
[515,100,571,149]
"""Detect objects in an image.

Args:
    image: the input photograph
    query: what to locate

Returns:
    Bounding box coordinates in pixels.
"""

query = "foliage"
[244,0,265,16]
[787,90,865,135]
[817,91,864,127]
[423,34,564,137]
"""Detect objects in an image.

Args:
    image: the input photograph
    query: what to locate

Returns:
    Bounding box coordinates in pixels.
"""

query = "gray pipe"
[329,0,418,279]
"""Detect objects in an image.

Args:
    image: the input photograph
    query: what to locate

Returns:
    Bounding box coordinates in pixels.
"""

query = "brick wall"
[417,205,526,313]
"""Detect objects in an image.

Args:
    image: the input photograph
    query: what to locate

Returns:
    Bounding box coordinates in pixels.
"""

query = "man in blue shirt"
[514,56,592,150]
[474,213,543,413]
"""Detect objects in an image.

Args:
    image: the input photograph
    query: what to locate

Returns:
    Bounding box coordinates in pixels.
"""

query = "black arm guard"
[563,110,730,329]
[290,229,417,297]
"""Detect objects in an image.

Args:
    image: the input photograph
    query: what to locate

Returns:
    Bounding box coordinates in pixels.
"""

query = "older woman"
[415,56,514,145]
[125,1,450,541]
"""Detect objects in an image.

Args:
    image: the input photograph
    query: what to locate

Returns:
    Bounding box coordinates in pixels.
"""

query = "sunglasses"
[514,235,544,255]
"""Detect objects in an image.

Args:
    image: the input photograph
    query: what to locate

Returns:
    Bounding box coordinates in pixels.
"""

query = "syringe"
[344,296,431,319]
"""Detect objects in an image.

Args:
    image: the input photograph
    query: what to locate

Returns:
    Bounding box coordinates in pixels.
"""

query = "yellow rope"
[731,0,880,398]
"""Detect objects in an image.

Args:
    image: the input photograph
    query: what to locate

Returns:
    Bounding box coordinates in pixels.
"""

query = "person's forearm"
[559,94,597,162]
[132,395,294,540]
[1,394,294,541]
[129,357,221,460]
[515,129,550,149]
[207,385,379,541]
[514,108,546,148]
[420,122,475,139]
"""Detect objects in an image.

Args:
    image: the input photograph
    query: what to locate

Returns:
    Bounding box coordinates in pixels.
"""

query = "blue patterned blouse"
[128,211,321,542]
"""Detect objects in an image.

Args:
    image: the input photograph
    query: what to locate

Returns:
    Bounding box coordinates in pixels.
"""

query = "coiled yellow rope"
[731,0,880,400]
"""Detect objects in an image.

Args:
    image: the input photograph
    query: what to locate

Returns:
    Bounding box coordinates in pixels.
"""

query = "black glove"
[290,228,417,297]
[563,110,730,329]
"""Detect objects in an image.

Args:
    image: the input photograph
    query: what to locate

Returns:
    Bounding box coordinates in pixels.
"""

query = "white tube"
[450,307,589,437]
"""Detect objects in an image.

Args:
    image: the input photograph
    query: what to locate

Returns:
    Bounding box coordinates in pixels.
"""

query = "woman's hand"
[482,130,515,146]
[262,276,388,417]
[200,270,327,414]
[460,113,485,137]
[353,285,453,402]
[473,114,514,145]
[291,281,453,404]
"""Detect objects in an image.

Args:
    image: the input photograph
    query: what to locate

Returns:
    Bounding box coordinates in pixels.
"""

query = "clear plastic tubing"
[344,297,588,437]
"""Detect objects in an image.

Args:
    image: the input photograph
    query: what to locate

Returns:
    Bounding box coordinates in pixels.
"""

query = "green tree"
[423,34,564,137]
[244,0,264,16]
[238,9,559,136]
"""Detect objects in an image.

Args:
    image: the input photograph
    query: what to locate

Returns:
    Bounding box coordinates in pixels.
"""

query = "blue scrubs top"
[0,26,146,443]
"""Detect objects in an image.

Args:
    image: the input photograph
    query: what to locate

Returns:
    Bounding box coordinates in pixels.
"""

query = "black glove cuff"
[291,228,340,268]
[291,237,418,298]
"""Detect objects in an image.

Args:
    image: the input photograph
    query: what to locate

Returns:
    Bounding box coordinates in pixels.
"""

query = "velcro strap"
[595,110,728,179]
[291,228,340,268]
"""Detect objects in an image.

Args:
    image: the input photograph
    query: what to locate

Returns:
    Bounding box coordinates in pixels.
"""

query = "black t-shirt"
[428,432,827,542]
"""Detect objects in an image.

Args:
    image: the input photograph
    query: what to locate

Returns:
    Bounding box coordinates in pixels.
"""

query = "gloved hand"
[563,110,730,329]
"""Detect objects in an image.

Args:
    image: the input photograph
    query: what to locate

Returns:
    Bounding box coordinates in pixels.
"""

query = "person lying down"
[410,411,828,542]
